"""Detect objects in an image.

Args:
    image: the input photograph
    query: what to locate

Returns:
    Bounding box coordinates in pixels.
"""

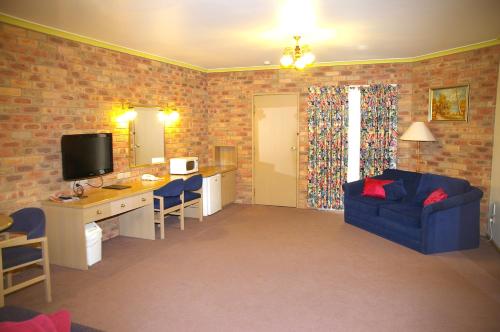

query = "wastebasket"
[85,222,102,266]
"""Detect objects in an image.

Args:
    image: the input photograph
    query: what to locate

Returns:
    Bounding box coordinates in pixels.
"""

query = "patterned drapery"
[307,86,349,209]
[359,84,398,178]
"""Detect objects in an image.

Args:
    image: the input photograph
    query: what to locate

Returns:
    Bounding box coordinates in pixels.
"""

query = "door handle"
[291,146,296,150]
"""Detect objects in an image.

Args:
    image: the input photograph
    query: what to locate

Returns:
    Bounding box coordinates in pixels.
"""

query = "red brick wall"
[207,65,414,208]
[0,23,209,216]
[206,46,500,228]
[1,21,499,230]
[411,46,500,222]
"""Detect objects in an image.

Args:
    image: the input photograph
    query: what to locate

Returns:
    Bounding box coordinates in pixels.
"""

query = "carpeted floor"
[6,204,500,331]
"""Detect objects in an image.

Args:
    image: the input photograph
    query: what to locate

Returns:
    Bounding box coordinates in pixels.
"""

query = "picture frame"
[428,85,469,121]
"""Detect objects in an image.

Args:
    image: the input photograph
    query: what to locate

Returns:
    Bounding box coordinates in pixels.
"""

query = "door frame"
[251,92,300,207]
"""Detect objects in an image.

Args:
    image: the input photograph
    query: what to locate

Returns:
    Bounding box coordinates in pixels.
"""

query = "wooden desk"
[41,180,170,270]
[41,166,236,270]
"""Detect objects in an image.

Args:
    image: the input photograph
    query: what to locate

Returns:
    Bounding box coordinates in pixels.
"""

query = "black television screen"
[61,133,113,181]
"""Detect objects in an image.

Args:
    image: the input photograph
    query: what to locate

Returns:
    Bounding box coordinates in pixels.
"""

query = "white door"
[253,94,298,207]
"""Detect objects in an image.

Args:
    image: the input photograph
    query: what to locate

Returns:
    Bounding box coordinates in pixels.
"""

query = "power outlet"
[69,179,88,190]
[117,172,131,179]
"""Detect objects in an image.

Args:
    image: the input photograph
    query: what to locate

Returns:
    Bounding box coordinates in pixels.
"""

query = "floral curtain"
[307,86,349,209]
[359,84,398,178]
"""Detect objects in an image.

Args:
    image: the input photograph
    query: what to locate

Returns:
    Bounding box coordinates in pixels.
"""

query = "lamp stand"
[416,141,421,173]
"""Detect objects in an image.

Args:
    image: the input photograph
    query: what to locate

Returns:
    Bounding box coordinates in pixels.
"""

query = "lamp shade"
[400,122,436,142]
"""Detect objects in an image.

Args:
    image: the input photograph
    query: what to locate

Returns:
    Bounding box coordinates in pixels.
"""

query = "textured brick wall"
[1,21,499,232]
[411,46,500,222]
[206,46,500,228]
[207,65,414,208]
[0,22,209,223]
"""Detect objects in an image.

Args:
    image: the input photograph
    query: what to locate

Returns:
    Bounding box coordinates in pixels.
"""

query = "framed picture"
[429,85,469,121]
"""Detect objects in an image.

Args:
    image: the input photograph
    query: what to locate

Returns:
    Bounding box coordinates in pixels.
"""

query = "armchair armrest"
[422,187,483,217]
[421,187,483,254]
[342,179,365,197]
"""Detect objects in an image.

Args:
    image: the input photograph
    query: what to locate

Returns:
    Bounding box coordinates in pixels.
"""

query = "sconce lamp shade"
[400,122,436,142]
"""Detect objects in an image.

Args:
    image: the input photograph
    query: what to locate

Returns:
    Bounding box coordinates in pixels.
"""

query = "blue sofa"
[342,169,483,254]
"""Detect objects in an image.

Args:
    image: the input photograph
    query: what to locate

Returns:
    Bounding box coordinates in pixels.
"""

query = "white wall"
[489,64,500,247]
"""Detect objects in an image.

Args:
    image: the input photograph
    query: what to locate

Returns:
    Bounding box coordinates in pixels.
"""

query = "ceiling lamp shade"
[400,122,436,142]
[280,36,315,69]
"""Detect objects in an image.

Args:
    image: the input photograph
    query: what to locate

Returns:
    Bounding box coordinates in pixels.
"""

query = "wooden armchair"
[153,178,185,239]
[1,208,51,307]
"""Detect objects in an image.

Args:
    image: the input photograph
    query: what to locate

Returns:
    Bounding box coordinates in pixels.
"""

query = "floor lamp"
[400,122,436,173]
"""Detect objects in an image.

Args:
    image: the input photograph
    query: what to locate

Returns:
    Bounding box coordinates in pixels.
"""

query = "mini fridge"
[203,174,222,216]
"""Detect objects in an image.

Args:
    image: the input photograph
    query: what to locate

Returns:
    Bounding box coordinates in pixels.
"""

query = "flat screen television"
[61,133,113,181]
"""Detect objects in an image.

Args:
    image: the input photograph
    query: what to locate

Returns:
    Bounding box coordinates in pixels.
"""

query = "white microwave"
[170,157,199,175]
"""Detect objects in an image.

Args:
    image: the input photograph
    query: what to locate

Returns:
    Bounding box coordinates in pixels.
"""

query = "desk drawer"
[135,192,152,207]
[83,204,111,222]
[110,196,136,215]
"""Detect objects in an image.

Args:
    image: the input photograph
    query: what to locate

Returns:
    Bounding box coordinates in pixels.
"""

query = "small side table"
[0,215,13,232]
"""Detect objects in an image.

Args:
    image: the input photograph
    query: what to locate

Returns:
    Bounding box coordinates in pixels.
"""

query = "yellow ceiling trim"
[0,13,208,73]
[1,13,499,74]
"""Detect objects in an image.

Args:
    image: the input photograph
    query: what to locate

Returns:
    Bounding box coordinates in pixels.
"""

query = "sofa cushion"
[415,173,470,204]
[379,203,422,228]
[383,179,407,201]
[378,169,422,201]
[362,178,394,199]
[423,188,448,206]
[345,194,395,217]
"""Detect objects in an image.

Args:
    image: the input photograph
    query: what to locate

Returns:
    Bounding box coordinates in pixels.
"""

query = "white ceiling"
[1,0,499,70]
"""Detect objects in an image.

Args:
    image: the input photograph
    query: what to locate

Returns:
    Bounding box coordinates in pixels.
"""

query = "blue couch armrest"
[421,187,483,254]
[342,179,365,197]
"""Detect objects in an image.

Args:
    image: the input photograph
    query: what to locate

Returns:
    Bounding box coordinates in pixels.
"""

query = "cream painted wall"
[489,64,500,247]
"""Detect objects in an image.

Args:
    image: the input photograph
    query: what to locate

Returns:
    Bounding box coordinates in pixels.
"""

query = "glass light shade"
[157,111,167,122]
[302,51,315,65]
[125,110,137,121]
[294,57,306,69]
[280,54,294,67]
[168,111,180,122]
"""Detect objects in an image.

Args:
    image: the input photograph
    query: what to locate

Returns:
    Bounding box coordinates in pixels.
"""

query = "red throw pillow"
[0,310,71,332]
[48,310,71,332]
[423,188,448,206]
[362,177,394,199]
[0,314,57,332]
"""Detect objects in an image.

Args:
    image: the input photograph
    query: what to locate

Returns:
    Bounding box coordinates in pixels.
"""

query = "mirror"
[129,107,165,167]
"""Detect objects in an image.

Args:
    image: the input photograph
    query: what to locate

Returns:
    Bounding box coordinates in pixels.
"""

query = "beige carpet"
[6,204,500,331]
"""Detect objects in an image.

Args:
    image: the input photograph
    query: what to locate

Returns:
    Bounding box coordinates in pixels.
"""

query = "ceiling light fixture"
[280,36,315,69]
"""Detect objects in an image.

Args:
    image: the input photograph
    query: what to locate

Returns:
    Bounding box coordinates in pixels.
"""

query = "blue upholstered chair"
[1,208,51,306]
[153,178,184,238]
[183,174,203,223]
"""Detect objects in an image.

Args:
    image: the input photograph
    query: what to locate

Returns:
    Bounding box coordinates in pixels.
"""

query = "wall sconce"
[158,108,180,125]
[116,101,137,124]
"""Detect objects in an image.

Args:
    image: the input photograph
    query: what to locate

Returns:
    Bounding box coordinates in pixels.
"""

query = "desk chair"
[1,208,51,307]
[153,178,184,238]
[183,174,203,223]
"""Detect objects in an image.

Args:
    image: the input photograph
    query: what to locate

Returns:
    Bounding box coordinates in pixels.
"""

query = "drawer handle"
[141,197,146,202]
[121,203,126,208]
[96,210,102,215]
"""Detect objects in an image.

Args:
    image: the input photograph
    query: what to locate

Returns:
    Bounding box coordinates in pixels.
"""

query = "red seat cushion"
[423,188,448,206]
[362,177,394,199]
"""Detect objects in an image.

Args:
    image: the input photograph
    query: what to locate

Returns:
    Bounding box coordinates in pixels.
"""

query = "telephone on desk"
[141,174,162,181]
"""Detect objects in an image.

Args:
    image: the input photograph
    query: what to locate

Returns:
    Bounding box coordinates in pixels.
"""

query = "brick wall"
[207,65,415,208]
[411,47,500,222]
[0,22,209,220]
[206,46,500,227]
[1,21,499,231]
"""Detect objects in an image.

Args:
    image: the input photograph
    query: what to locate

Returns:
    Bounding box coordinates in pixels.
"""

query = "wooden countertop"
[42,165,236,209]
